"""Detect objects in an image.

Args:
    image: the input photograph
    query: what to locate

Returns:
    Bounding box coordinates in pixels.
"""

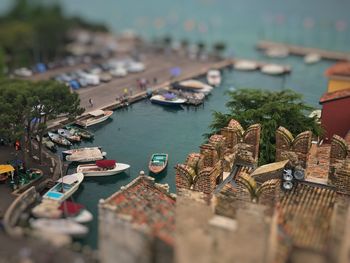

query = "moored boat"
[57,129,81,142]
[65,125,94,140]
[206,70,221,87]
[43,173,84,202]
[260,64,286,75]
[149,153,168,174]
[76,110,113,128]
[59,201,93,223]
[77,159,130,177]
[150,93,186,106]
[64,147,106,162]
[48,132,72,146]
[233,60,258,71]
[31,199,62,219]
[174,79,213,95]
[304,53,321,64]
[30,218,88,237]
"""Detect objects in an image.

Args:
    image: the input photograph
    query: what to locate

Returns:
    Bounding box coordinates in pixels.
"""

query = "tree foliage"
[208,88,322,165]
[0,0,108,68]
[0,78,84,162]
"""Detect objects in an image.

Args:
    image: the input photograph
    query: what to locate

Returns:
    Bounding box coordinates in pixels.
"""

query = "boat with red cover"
[76,159,130,177]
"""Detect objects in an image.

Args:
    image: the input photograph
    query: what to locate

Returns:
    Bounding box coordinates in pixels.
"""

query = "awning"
[0,165,15,174]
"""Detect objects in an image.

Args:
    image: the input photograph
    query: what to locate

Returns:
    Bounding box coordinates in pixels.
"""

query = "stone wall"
[276,127,312,168]
[99,206,154,263]
[176,119,260,197]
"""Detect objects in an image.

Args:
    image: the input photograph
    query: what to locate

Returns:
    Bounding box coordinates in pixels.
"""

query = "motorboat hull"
[77,163,130,176]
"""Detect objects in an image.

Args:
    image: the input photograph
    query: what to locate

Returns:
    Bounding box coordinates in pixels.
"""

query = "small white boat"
[234,60,258,71]
[31,200,62,219]
[57,129,81,142]
[261,64,286,75]
[62,146,102,155]
[64,147,106,162]
[206,70,221,87]
[43,173,84,202]
[304,53,321,64]
[265,47,289,58]
[30,218,88,237]
[77,160,130,177]
[176,79,213,95]
[59,201,93,224]
[150,94,186,106]
[48,132,72,146]
[76,110,113,128]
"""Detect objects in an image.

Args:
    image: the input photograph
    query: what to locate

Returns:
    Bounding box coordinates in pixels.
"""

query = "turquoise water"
[1,0,348,249]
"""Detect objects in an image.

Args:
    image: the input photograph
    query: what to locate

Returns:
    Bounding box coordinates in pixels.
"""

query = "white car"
[110,67,127,78]
[127,62,145,73]
[14,67,32,77]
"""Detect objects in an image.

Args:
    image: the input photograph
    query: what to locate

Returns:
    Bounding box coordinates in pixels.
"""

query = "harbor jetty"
[257,40,350,61]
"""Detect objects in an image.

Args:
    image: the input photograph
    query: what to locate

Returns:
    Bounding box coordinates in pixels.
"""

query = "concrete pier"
[257,40,350,61]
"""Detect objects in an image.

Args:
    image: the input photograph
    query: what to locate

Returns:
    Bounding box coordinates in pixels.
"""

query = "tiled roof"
[325,62,350,77]
[319,88,350,103]
[306,143,331,179]
[279,182,336,252]
[104,176,176,245]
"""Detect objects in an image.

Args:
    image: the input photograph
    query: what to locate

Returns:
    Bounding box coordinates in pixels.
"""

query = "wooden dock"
[257,40,350,61]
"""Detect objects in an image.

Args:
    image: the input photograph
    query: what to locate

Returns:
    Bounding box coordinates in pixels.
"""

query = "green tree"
[208,89,322,165]
[0,79,84,164]
[0,47,5,76]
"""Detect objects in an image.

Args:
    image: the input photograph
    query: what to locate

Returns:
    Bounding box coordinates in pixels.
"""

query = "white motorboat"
[175,79,213,95]
[59,201,93,224]
[30,218,88,237]
[62,146,102,155]
[76,110,113,128]
[43,173,84,202]
[48,132,72,146]
[265,47,289,58]
[57,129,81,142]
[150,94,186,106]
[304,53,321,64]
[260,64,286,75]
[31,200,62,219]
[234,60,258,71]
[206,70,222,87]
[64,147,106,162]
[77,160,130,177]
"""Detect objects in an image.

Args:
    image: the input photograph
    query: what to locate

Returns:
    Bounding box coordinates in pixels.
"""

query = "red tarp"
[96,159,116,168]
[59,201,84,216]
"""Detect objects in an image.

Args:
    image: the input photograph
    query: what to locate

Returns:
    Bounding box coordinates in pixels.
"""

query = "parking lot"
[29,50,217,113]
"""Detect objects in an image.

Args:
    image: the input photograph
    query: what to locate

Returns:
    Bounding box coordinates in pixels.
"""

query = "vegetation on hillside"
[0,0,108,69]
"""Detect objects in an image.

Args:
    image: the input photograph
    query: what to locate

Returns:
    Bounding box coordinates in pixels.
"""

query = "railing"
[3,186,39,237]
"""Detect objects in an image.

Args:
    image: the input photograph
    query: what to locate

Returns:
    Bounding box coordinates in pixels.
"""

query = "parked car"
[127,62,145,73]
[110,67,127,78]
[69,80,81,90]
[14,67,32,77]
[99,72,112,82]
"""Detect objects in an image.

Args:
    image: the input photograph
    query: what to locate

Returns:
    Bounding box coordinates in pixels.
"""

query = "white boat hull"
[77,163,130,176]
[43,173,84,202]
[70,209,93,223]
[31,219,88,237]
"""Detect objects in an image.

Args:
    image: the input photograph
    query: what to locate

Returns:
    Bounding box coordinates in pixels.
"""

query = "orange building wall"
[327,79,350,92]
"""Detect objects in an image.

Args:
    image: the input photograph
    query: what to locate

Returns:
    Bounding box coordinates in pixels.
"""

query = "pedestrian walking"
[89,98,93,107]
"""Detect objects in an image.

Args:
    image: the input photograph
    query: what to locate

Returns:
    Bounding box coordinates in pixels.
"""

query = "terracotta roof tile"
[319,88,350,103]
[325,62,350,77]
[104,176,176,245]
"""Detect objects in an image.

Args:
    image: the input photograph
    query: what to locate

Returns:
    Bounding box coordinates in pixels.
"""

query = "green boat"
[149,153,168,174]
[66,125,94,140]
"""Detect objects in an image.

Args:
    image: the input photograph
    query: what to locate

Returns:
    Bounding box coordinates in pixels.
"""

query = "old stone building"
[175,118,350,263]
[99,175,176,263]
